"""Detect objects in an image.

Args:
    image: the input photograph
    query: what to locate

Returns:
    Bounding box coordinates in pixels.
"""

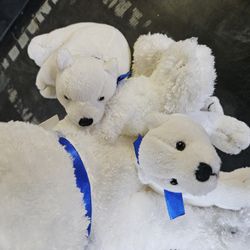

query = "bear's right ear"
[145,112,171,130]
[57,48,74,71]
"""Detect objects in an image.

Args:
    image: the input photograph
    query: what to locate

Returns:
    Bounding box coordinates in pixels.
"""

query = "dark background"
[0,0,250,171]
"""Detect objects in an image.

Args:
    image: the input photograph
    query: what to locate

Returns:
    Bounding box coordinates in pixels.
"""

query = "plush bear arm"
[211,115,250,154]
[100,98,134,142]
[201,96,224,114]
[100,80,142,142]
[132,33,174,77]
[189,111,250,154]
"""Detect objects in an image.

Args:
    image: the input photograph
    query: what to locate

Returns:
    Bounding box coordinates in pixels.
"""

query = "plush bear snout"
[195,162,217,182]
[78,117,94,127]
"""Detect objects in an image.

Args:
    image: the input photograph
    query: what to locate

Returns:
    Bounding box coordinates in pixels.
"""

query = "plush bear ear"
[104,58,119,78]
[145,112,171,130]
[57,48,74,71]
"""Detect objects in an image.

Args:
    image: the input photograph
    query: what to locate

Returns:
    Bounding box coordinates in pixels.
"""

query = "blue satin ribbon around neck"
[58,136,92,237]
[117,71,131,85]
[133,134,185,220]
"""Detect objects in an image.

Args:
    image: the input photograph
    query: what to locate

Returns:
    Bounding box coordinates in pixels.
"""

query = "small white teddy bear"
[100,38,216,140]
[0,112,223,250]
[28,23,131,127]
[100,38,249,155]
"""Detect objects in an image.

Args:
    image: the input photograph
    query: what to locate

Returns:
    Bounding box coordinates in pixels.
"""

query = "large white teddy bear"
[1,112,250,250]
[28,23,131,127]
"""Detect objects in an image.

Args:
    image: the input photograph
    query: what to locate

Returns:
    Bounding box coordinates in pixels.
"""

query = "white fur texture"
[133,33,217,111]
[101,58,250,155]
[0,122,89,250]
[189,111,250,154]
[88,189,250,250]
[100,37,217,141]
[28,23,131,127]
[133,33,223,115]
[133,33,174,76]
[0,113,225,249]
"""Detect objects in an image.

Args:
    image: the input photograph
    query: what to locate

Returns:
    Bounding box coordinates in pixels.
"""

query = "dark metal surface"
[0,0,250,171]
[0,0,29,41]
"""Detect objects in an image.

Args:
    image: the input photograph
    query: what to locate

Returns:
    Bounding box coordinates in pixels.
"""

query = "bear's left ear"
[104,58,119,78]
[57,48,74,71]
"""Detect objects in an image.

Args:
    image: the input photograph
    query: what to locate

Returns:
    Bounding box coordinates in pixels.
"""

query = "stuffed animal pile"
[1,22,250,250]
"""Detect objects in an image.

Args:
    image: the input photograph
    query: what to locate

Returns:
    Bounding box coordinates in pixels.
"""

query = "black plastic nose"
[78,117,93,127]
[195,163,213,182]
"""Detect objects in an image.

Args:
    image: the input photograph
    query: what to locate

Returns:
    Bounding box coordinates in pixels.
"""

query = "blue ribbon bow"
[133,135,185,220]
[58,136,92,236]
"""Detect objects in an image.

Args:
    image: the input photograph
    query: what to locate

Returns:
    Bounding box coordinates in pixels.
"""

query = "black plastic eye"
[176,141,186,151]
[98,96,105,101]
[64,95,70,100]
[170,178,178,185]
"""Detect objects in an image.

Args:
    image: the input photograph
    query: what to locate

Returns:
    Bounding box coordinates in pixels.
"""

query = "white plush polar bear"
[100,38,217,141]
[0,112,223,250]
[100,41,250,154]
[28,23,131,127]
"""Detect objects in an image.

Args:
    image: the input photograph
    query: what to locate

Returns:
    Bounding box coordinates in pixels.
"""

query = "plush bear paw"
[211,116,250,154]
[201,96,224,114]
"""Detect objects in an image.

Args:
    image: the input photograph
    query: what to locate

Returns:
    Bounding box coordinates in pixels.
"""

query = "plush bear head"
[55,49,119,127]
[136,113,221,196]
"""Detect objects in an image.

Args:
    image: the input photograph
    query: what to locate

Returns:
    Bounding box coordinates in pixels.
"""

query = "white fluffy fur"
[133,33,223,114]
[3,29,250,250]
[133,33,175,77]
[189,111,250,154]
[28,23,131,126]
[100,59,250,154]
[88,187,250,250]
[0,122,89,250]
[100,37,217,140]
[0,113,227,249]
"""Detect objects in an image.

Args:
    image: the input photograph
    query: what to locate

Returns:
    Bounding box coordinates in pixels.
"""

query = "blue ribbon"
[164,190,185,220]
[58,136,92,236]
[117,71,131,85]
[133,135,185,220]
[133,134,143,164]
